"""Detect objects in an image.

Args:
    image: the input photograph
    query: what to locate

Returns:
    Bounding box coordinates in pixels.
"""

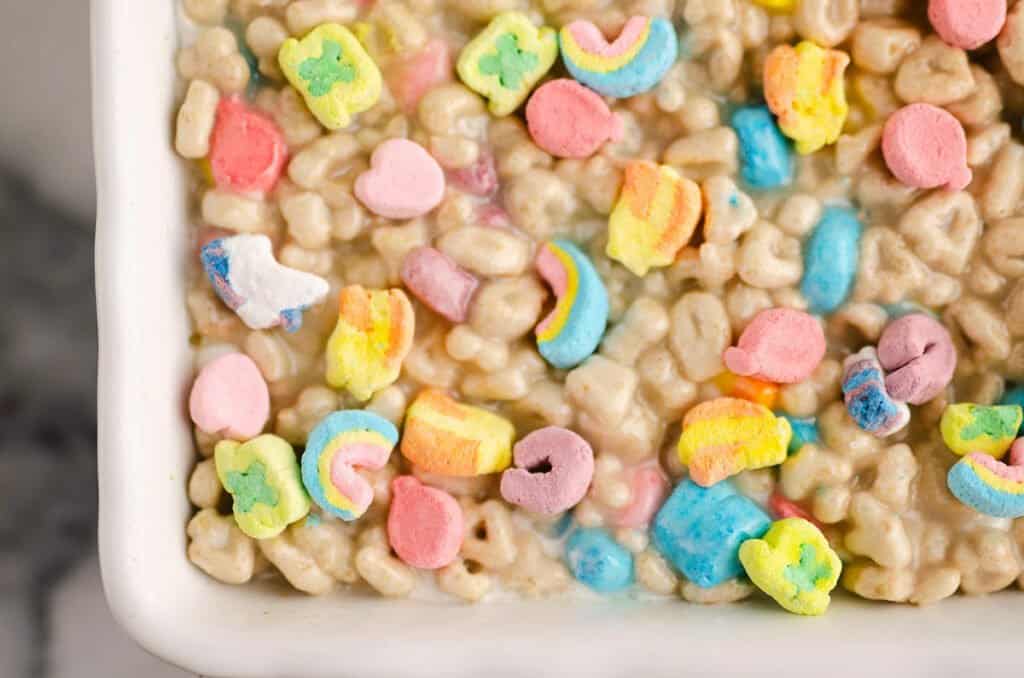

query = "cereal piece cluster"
[174,0,1024,611]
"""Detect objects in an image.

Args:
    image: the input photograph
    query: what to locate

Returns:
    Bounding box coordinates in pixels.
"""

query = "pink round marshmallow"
[400,246,479,323]
[500,426,595,515]
[929,0,1006,50]
[387,476,464,569]
[525,79,623,159]
[609,464,669,529]
[723,307,826,384]
[354,138,445,219]
[209,96,288,195]
[188,353,270,440]
[882,103,972,191]
[877,313,956,405]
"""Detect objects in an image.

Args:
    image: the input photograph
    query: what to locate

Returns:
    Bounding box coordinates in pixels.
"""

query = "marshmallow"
[215,434,311,539]
[387,476,464,569]
[882,103,972,191]
[500,426,595,514]
[558,16,677,98]
[189,353,270,440]
[677,397,792,487]
[401,389,514,476]
[877,314,956,405]
[200,234,329,332]
[354,138,445,219]
[723,308,826,384]
[326,286,415,402]
[525,79,623,158]
[278,23,382,130]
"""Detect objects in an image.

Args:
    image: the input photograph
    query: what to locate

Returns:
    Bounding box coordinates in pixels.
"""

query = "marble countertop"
[0,174,189,677]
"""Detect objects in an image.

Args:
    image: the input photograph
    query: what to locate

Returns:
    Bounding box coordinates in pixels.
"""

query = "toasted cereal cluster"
[176,0,1024,613]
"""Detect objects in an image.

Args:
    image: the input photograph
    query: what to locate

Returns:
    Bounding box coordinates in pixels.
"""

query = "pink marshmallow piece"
[386,39,452,114]
[723,307,826,384]
[448,152,498,197]
[209,96,288,195]
[387,476,464,570]
[882,103,972,191]
[500,426,595,515]
[609,464,669,529]
[928,0,1006,50]
[877,313,956,405]
[188,353,270,440]
[400,246,479,323]
[354,138,445,219]
[525,79,624,159]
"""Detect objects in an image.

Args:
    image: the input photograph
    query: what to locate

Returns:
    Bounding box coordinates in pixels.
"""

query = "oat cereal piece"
[456,12,558,116]
[929,0,1006,51]
[187,509,256,584]
[525,79,623,158]
[558,16,677,99]
[882,103,972,191]
[841,347,910,437]
[739,518,842,615]
[800,207,862,315]
[730,105,793,190]
[278,23,382,129]
[214,434,311,539]
[565,527,635,593]
[178,27,251,94]
[724,307,826,384]
[677,397,792,487]
[534,239,609,369]
[209,96,288,194]
[606,161,702,277]
[325,286,415,401]
[200,234,330,333]
[763,40,849,155]
[701,175,757,244]
[189,352,270,440]
[652,479,772,588]
[175,79,220,159]
[877,313,956,405]
[387,476,464,569]
[301,411,398,521]
[354,138,445,219]
[940,403,1022,458]
[401,389,514,476]
[500,426,594,515]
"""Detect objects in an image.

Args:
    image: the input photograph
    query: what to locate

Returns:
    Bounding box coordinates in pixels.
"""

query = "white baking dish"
[92,1,1024,675]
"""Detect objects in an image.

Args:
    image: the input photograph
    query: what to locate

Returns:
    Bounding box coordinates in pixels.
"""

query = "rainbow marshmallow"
[559,16,678,99]
[534,239,609,369]
[301,410,399,521]
[948,452,1024,519]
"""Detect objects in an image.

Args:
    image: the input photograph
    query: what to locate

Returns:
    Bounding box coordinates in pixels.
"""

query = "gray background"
[1,2,189,675]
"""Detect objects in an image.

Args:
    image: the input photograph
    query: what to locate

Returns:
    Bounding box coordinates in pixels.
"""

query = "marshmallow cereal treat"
[176,0,1024,613]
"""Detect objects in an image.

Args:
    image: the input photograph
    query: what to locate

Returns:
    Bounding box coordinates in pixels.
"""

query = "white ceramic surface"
[93,1,1024,675]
